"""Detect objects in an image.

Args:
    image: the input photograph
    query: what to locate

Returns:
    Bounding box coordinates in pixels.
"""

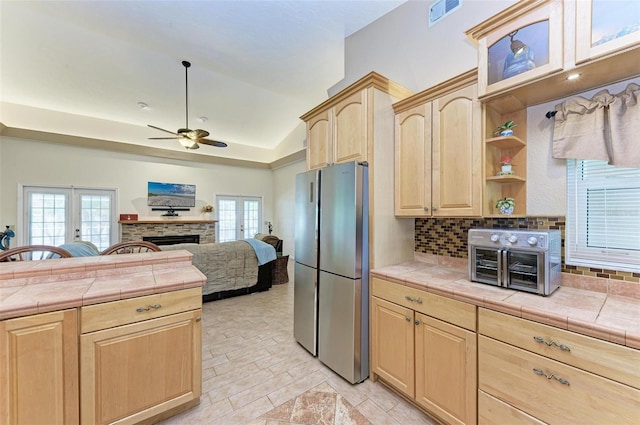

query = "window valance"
[552,83,639,168]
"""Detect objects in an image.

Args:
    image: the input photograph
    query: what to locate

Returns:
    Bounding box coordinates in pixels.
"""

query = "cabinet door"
[432,83,482,217]
[575,0,640,64]
[80,310,202,425]
[0,309,79,425]
[306,109,332,170]
[394,102,432,217]
[333,90,367,164]
[415,313,477,425]
[371,297,415,398]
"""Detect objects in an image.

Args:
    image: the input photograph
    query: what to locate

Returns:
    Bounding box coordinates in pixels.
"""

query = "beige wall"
[0,136,277,246]
[272,159,307,258]
[330,0,517,95]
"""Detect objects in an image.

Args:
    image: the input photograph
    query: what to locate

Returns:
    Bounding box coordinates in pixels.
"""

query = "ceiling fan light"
[179,138,197,149]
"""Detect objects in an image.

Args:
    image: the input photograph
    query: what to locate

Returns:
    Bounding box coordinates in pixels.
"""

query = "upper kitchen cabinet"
[393,70,482,218]
[575,0,640,65]
[301,72,413,171]
[305,109,331,170]
[466,0,640,106]
[466,0,564,99]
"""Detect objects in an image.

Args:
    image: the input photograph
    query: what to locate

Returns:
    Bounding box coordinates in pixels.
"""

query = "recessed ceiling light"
[137,101,149,110]
[566,73,581,81]
[197,116,208,123]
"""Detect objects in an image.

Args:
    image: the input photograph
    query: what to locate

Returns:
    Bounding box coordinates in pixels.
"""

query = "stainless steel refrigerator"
[294,161,369,384]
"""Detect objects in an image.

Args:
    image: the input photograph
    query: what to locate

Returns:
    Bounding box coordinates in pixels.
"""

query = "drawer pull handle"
[404,295,423,304]
[135,304,162,313]
[533,368,570,386]
[415,320,420,326]
[405,317,411,322]
[533,336,571,352]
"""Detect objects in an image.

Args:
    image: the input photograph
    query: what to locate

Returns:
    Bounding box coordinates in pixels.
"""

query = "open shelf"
[486,175,526,183]
[483,107,527,216]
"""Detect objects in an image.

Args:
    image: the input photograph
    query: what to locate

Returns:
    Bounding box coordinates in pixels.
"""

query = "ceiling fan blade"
[148,137,181,140]
[198,138,228,148]
[190,129,210,139]
[148,125,179,136]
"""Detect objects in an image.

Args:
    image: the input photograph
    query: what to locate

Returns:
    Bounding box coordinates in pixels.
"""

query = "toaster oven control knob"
[508,235,518,243]
[527,236,538,246]
[490,234,500,242]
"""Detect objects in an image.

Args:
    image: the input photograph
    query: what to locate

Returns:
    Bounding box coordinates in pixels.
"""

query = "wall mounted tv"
[147,182,196,208]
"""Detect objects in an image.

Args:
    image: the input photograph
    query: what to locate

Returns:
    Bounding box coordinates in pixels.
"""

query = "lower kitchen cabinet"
[371,277,477,425]
[0,309,79,425]
[478,308,640,424]
[415,314,476,425]
[80,289,202,425]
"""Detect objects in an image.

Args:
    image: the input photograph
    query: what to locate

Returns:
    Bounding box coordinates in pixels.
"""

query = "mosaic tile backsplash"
[415,216,639,284]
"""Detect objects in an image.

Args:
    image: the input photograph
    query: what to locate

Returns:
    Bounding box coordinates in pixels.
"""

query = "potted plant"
[499,155,515,174]
[494,120,518,137]
[495,197,515,215]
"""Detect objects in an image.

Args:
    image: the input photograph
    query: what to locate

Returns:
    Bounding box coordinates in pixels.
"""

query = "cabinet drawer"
[81,287,202,333]
[479,308,640,389]
[479,336,640,425]
[372,277,475,331]
[478,390,546,425]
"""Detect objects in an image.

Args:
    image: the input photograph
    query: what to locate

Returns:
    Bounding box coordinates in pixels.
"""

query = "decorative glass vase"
[500,205,514,215]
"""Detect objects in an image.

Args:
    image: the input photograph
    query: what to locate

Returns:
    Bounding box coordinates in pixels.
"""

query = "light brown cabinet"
[302,72,416,269]
[466,0,640,106]
[304,91,365,171]
[393,70,482,217]
[301,72,412,172]
[0,309,79,425]
[80,288,202,425]
[371,277,477,425]
[478,308,640,424]
[574,0,639,65]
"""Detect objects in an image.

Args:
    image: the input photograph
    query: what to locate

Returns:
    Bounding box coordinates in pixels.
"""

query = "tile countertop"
[371,259,640,350]
[0,250,206,321]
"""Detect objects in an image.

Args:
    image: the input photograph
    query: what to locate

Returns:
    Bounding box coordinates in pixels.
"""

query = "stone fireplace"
[120,219,216,244]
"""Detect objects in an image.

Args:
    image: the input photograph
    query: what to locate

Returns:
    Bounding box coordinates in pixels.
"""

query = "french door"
[216,196,262,242]
[21,186,118,251]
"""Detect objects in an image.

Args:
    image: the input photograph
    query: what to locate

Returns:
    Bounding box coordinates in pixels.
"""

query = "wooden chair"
[100,241,162,255]
[0,245,73,262]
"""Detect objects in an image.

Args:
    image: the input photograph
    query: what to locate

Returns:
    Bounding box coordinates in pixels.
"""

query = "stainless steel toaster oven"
[468,229,562,296]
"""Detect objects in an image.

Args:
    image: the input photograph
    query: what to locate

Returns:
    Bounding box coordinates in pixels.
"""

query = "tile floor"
[160,264,436,425]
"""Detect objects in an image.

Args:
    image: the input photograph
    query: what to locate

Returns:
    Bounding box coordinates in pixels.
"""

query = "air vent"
[429,0,462,27]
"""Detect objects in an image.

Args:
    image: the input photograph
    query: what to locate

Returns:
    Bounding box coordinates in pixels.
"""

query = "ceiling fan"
[148,60,227,149]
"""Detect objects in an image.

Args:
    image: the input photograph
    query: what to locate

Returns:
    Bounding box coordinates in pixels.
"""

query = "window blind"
[566,159,640,272]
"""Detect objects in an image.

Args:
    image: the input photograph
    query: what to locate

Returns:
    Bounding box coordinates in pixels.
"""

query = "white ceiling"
[0,0,405,158]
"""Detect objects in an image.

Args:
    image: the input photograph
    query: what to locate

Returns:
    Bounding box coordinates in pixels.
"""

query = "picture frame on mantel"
[466,0,564,98]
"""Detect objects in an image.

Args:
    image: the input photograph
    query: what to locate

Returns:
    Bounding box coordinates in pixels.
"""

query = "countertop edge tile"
[626,332,640,350]
[521,306,568,330]
[482,298,523,317]
[567,317,627,346]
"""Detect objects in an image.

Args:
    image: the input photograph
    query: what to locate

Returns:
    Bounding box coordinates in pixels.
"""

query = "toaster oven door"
[470,246,502,286]
[504,250,545,294]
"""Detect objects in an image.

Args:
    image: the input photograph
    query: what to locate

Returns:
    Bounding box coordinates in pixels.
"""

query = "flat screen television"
[147,181,196,208]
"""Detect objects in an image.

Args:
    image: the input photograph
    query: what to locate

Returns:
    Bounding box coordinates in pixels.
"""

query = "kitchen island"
[371,255,639,425]
[0,250,205,425]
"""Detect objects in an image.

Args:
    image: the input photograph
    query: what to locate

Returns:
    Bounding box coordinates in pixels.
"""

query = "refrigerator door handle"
[309,181,314,204]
